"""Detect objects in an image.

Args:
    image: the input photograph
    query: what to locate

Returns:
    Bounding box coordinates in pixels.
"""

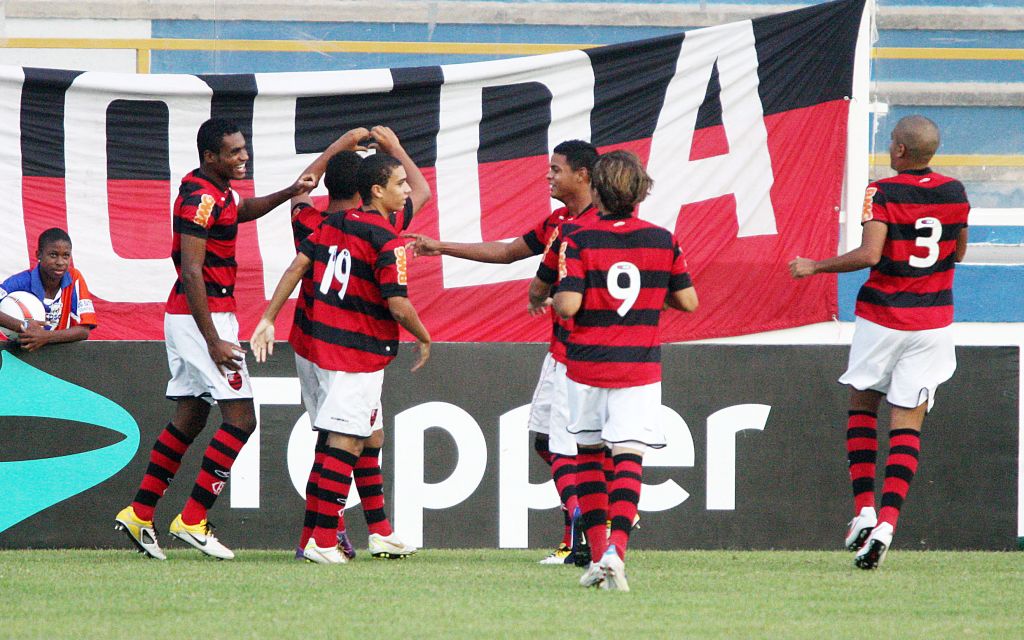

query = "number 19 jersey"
[296,208,409,373]
[857,169,970,331]
[558,213,692,388]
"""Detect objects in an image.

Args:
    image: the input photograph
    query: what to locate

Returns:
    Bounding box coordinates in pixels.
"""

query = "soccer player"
[114,118,317,560]
[789,115,969,570]
[406,140,598,564]
[0,228,97,349]
[285,126,431,560]
[251,151,430,565]
[551,150,697,591]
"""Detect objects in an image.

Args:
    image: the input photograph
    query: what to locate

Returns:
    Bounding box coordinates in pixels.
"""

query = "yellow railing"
[4,37,1024,74]
[871,154,1024,168]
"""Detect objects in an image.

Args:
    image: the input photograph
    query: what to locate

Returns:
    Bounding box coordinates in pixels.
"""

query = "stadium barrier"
[0,341,1016,551]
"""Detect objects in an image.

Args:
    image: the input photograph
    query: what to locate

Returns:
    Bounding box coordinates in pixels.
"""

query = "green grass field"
[2,548,1022,639]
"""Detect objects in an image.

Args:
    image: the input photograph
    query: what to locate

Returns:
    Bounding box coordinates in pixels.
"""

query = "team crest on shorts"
[227,371,243,390]
[370,408,379,426]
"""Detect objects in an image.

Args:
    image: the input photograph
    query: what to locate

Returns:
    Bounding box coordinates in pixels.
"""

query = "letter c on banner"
[64,72,212,302]
[392,402,487,549]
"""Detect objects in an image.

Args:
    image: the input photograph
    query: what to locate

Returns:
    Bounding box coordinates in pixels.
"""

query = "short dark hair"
[356,153,402,203]
[591,150,653,216]
[38,227,72,251]
[324,151,363,201]
[553,139,598,177]
[197,118,241,161]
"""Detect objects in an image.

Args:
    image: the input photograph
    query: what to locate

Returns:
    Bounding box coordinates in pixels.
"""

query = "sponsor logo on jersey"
[544,226,560,253]
[861,187,877,223]
[558,241,568,280]
[194,193,216,228]
[394,245,408,286]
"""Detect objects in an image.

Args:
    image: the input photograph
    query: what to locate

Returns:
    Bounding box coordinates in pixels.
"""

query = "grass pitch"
[2,548,1022,639]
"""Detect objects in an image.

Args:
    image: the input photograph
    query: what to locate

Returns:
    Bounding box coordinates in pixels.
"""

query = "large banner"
[0,0,863,342]
[0,341,1017,550]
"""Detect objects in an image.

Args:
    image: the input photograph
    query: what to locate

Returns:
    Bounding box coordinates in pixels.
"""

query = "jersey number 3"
[909,217,942,269]
[608,261,641,317]
[320,245,353,301]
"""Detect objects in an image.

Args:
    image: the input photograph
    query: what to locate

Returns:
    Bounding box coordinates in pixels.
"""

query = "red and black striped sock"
[299,433,328,549]
[575,449,608,563]
[132,423,194,522]
[354,446,393,537]
[847,410,878,512]
[607,452,643,560]
[878,429,921,529]
[180,423,250,526]
[603,446,615,485]
[550,454,579,546]
[312,446,358,548]
[534,436,554,466]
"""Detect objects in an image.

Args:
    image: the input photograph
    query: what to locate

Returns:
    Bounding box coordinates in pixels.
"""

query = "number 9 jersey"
[558,212,692,388]
[857,169,970,331]
[296,208,409,373]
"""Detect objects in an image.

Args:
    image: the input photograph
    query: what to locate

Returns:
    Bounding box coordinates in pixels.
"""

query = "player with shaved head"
[790,115,970,569]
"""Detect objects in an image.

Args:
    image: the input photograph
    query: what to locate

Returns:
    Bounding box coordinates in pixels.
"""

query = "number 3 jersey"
[857,169,970,331]
[296,208,409,373]
[558,213,693,388]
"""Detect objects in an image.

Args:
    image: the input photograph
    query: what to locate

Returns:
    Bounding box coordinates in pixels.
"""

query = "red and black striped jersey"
[856,169,970,330]
[289,199,416,359]
[558,213,693,388]
[296,208,410,373]
[292,198,415,251]
[535,204,597,364]
[166,169,239,315]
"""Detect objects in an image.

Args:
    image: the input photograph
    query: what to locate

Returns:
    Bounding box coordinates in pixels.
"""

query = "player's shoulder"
[340,209,400,244]
[0,268,32,292]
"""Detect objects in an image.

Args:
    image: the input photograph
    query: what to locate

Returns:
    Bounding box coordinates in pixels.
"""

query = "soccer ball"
[0,291,46,339]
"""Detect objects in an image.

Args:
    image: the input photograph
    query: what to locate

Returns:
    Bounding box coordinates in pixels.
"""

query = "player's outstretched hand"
[250,318,276,363]
[369,125,402,154]
[209,339,246,373]
[788,256,817,279]
[403,233,441,257]
[527,297,552,317]
[411,339,430,372]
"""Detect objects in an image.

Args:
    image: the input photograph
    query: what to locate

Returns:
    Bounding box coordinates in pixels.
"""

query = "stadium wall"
[0,341,1017,551]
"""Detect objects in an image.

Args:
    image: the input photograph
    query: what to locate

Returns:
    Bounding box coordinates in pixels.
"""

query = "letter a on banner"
[642,21,776,237]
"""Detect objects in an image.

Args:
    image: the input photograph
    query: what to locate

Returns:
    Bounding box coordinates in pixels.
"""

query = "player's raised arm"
[370,125,431,214]
[291,127,370,211]
[237,173,317,223]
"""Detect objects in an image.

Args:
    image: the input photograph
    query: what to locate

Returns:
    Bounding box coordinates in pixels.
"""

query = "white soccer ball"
[0,290,46,339]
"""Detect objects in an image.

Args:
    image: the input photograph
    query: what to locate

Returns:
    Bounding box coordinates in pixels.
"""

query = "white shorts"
[566,379,665,449]
[527,353,558,436]
[528,353,576,456]
[839,316,956,412]
[310,364,384,437]
[294,353,384,435]
[165,312,252,403]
